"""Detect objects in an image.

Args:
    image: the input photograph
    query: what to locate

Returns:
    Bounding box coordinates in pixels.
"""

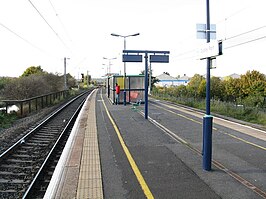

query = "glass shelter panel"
[106,75,145,104]
[129,76,144,89]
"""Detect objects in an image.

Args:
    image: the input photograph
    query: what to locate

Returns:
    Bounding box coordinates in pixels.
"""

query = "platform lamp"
[103,57,117,75]
[111,33,140,105]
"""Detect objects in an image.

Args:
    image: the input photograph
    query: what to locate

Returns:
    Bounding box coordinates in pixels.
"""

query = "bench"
[131,99,142,111]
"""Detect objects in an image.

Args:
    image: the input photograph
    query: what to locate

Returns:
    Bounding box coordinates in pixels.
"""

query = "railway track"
[0,89,93,199]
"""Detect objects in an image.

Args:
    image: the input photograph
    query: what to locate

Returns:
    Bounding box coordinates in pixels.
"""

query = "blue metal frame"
[123,50,170,119]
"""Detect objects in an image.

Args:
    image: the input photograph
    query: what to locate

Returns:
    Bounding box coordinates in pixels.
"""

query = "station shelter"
[105,75,145,104]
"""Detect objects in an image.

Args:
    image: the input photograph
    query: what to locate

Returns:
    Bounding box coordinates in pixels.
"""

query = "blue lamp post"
[203,0,213,171]
[111,33,140,105]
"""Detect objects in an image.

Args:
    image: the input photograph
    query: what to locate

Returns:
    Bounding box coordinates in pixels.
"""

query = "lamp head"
[111,33,120,37]
[131,33,140,36]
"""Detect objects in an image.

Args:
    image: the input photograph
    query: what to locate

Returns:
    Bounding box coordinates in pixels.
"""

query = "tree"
[43,73,64,91]
[240,70,266,107]
[224,77,241,103]
[176,85,187,97]
[198,79,206,98]
[187,74,204,98]
[0,77,11,91]
[211,76,225,100]
[240,70,266,97]
[2,72,75,100]
[66,73,76,89]
[21,66,46,77]
[2,75,46,99]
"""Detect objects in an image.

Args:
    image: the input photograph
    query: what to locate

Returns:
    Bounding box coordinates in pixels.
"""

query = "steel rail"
[0,89,92,198]
[0,91,87,161]
[22,96,87,198]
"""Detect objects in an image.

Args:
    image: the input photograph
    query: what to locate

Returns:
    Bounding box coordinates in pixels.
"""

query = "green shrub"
[0,112,17,129]
[152,92,266,127]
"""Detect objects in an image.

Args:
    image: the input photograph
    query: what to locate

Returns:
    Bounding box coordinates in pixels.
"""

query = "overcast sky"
[0,0,266,79]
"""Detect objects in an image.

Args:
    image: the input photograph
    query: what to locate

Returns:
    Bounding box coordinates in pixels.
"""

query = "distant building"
[155,73,179,87]
[222,73,241,81]
[177,74,190,86]
[155,73,190,87]
[228,73,241,79]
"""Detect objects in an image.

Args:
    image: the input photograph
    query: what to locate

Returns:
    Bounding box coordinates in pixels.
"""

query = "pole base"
[123,90,126,106]
[203,115,213,171]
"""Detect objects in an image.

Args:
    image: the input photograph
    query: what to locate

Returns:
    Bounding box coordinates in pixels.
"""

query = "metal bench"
[131,99,142,111]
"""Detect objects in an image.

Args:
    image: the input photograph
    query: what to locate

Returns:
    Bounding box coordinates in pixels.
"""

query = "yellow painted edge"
[101,93,154,199]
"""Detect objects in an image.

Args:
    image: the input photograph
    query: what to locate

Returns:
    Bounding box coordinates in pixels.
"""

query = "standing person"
[115,83,120,105]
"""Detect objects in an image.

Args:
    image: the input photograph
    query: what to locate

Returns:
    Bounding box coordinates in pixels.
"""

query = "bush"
[0,112,17,129]
[152,92,266,126]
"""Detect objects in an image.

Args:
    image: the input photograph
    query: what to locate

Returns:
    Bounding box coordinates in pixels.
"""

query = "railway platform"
[44,88,266,199]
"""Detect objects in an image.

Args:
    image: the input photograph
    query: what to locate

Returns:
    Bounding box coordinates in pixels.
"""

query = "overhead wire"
[0,22,47,54]
[48,0,72,42]
[225,25,266,49]
[215,5,250,25]
[171,23,266,60]
[6,1,263,66]
[27,0,70,51]
[225,35,266,50]
[226,25,266,41]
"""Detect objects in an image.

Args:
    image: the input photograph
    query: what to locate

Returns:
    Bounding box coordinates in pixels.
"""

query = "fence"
[1,90,68,117]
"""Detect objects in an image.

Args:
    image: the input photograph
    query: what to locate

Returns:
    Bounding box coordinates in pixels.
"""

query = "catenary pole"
[64,57,67,90]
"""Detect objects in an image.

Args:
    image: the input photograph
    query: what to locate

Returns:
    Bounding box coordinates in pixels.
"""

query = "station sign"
[122,54,142,62]
[197,40,223,60]
[150,55,169,63]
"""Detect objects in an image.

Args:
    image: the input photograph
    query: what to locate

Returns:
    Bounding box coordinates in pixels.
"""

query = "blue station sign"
[122,54,142,62]
[150,55,169,63]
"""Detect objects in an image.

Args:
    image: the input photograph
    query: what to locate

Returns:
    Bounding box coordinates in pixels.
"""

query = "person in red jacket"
[115,83,120,105]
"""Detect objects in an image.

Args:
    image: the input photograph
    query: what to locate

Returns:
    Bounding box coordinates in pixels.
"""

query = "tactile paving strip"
[76,92,103,199]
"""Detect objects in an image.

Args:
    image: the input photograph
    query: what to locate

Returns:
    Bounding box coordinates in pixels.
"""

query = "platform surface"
[45,88,266,199]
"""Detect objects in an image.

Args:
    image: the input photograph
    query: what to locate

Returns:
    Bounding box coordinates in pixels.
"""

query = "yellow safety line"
[101,93,154,199]
[152,102,266,151]
[225,132,266,151]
